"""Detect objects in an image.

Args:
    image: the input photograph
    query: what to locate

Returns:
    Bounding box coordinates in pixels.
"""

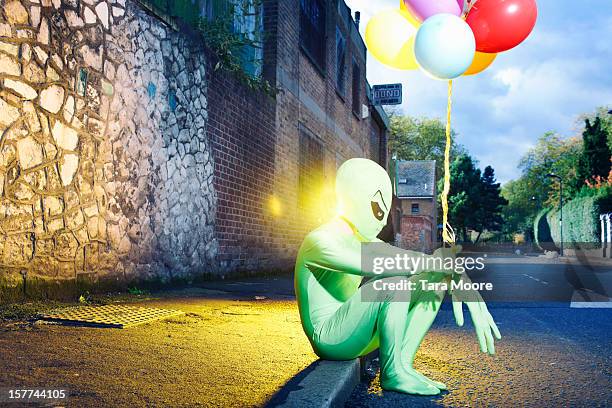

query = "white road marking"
[523,274,547,285]
[570,290,612,308]
[570,302,612,309]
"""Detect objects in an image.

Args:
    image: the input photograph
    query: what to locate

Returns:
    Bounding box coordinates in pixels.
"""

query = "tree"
[439,156,507,242]
[576,117,611,190]
[518,132,582,205]
[502,108,612,238]
[440,154,482,242]
[577,106,612,151]
[388,115,465,182]
[473,166,508,243]
[501,177,540,239]
[502,133,581,237]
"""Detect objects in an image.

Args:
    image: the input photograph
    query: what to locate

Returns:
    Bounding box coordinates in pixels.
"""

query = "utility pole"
[547,174,564,256]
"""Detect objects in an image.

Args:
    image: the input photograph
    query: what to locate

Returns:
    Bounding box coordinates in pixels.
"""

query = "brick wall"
[206,61,277,273]
[400,215,433,253]
[209,0,381,274]
[261,0,375,270]
[398,198,437,253]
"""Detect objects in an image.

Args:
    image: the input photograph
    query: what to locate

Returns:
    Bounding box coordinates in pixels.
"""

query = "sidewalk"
[0,278,317,407]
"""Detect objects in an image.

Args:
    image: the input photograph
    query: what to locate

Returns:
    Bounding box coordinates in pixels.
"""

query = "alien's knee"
[367,276,412,303]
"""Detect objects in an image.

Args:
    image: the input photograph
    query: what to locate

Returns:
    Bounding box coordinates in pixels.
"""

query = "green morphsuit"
[295,158,501,395]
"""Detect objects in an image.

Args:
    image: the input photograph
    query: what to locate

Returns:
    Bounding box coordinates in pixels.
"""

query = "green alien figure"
[295,158,501,395]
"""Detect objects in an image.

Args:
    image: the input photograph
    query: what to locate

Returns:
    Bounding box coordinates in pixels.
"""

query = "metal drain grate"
[40,304,184,328]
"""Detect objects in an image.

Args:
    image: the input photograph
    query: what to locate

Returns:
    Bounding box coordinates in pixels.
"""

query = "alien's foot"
[380,370,440,395]
[407,368,447,390]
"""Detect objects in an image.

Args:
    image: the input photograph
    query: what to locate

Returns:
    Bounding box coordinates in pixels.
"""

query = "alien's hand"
[433,244,462,260]
[432,245,462,274]
[451,274,501,355]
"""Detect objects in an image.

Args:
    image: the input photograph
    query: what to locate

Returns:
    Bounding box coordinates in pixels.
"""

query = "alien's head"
[336,158,392,241]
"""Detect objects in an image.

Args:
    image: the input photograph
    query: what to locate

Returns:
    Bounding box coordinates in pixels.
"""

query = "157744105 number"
[3,388,68,402]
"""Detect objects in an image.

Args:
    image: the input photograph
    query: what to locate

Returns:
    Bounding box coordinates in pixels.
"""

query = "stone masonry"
[0,0,388,293]
[0,0,216,288]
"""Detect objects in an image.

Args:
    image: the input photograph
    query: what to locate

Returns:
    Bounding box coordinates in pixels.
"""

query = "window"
[335,27,346,95]
[300,0,326,72]
[352,59,361,117]
[370,121,381,163]
[232,0,264,78]
[298,128,324,210]
[411,203,420,214]
[140,0,264,78]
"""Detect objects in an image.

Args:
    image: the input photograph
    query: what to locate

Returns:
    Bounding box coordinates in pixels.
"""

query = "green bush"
[542,189,612,249]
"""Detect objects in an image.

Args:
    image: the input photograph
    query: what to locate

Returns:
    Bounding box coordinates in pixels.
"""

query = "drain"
[39,304,184,328]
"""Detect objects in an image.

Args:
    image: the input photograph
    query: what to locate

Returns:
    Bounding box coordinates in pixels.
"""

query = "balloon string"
[441,80,456,246]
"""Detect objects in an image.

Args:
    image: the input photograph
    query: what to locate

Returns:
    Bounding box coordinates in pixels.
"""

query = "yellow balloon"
[365,9,420,70]
[400,0,406,11]
[463,51,498,76]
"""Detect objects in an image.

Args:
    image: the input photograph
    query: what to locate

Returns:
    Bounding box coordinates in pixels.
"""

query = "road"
[0,256,609,407]
[0,283,316,408]
[469,255,612,304]
[347,255,612,407]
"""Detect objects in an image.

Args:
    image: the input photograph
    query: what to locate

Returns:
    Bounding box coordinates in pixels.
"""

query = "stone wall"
[0,0,216,289]
[0,0,388,293]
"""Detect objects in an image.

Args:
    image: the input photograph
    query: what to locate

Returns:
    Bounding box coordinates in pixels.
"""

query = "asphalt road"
[0,256,609,407]
[346,256,612,407]
[0,286,317,408]
[469,255,612,303]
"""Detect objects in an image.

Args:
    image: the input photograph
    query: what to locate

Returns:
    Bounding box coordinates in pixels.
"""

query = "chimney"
[354,11,361,29]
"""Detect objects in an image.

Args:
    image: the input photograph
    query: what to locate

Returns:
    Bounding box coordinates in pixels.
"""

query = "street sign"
[372,83,402,105]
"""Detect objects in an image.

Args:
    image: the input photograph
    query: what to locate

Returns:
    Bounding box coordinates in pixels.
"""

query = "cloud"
[493,68,522,90]
[345,0,612,183]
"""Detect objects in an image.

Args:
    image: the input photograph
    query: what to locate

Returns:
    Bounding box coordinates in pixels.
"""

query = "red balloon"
[466,0,538,53]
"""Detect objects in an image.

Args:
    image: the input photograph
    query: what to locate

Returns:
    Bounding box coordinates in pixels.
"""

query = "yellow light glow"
[365,9,420,70]
[336,201,344,217]
[269,195,282,217]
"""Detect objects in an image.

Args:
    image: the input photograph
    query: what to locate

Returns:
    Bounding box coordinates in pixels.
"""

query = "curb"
[266,353,376,408]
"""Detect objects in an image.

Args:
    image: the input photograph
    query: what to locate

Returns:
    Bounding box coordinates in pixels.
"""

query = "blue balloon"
[414,14,476,80]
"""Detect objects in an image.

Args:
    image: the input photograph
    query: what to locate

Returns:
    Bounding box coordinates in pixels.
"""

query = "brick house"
[0,0,387,296]
[394,160,438,253]
[209,0,390,273]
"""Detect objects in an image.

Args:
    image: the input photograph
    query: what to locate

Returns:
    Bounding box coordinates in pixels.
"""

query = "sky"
[344,0,612,183]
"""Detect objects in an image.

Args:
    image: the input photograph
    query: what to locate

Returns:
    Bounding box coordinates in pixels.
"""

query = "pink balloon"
[457,0,466,12]
[403,0,462,21]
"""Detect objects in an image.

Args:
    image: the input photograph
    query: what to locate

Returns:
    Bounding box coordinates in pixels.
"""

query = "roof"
[396,160,436,198]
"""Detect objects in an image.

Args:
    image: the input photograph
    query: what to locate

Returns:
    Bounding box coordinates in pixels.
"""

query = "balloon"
[400,0,407,11]
[414,14,475,80]
[365,9,420,70]
[456,0,466,13]
[466,0,538,53]
[403,0,462,21]
[463,51,497,75]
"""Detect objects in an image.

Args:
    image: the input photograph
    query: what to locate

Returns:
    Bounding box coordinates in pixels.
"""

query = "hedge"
[536,191,612,249]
